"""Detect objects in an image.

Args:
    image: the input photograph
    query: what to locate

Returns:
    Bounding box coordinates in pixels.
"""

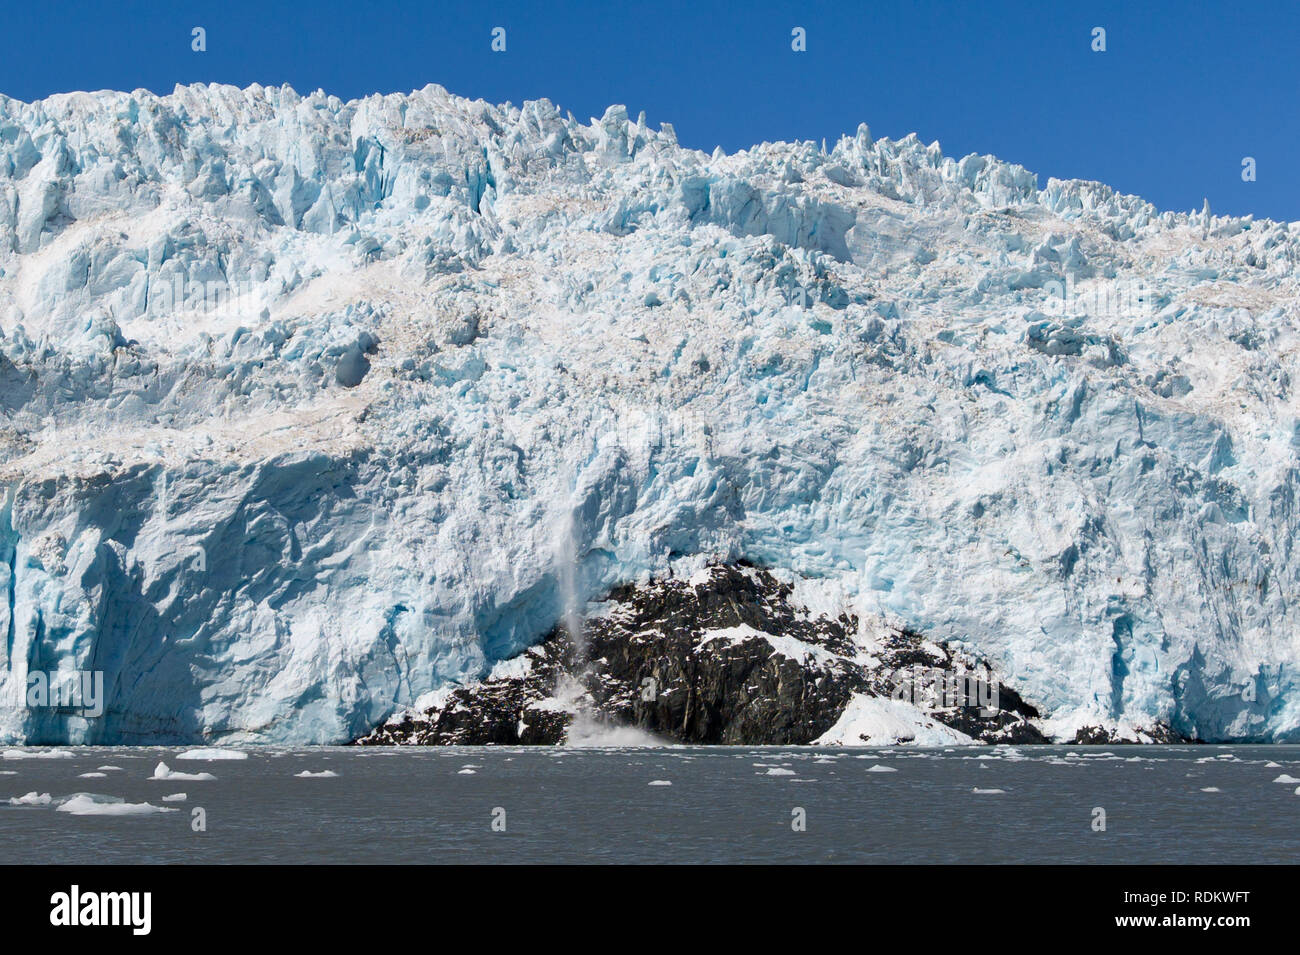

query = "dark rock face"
[870,625,1045,744]
[583,565,862,744]
[1073,722,1196,744]
[358,638,575,746]
[356,563,1048,746]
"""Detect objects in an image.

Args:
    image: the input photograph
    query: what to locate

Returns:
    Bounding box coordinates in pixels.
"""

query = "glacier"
[0,82,1298,743]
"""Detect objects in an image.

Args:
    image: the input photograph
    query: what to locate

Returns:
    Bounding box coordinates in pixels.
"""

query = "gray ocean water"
[1,745,1296,864]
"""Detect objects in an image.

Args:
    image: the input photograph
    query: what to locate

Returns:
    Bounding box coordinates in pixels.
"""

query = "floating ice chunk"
[1272,774,1300,783]
[867,765,898,773]
[161,793,187,802]
[1200,787,1222,792]
[294,770,338,778]
[7,791,52,805]
[78,772,107,778]
[1265,761,1282,768]
[177,748,248,761]
[972,787,1005,794]
[648,780,672,786]
[150,761,215,781]
[57,795,176,815]
[3,749,73,760]
[96,766,124,772]
[761,768,796,776]
[456,768,476,775]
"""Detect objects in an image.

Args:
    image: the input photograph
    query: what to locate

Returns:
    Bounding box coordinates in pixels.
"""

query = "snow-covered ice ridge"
[1,82,1297,744]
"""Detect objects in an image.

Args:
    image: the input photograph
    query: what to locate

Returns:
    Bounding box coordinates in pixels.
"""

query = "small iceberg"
[648,780,672,786]
[294,770,338,778]
[57,794,176,816]
[150,761,215,781]
[867,765,898,773]
[1272,774,1300,784]
[161,793,188,802]
[3,749,73,760]
[972,787,1006,794]
[7,791,53,806]
[177,748,248,761]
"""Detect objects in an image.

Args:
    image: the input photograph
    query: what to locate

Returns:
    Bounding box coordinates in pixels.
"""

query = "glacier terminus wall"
[0,82,1298,743]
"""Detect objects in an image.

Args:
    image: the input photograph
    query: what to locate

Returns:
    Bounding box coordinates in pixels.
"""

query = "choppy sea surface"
[1,745,1295,864]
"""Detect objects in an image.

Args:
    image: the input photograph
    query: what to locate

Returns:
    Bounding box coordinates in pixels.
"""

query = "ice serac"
[0,82,1298,743]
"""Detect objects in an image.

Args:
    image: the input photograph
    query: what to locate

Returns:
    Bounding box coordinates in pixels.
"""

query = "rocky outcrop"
[357,563,1048,745]
[1072,723,1195,744]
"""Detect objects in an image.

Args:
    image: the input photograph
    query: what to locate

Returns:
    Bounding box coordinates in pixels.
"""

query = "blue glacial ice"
[0,83,1297,742]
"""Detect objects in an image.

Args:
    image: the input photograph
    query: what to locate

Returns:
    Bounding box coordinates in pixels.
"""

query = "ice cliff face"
[1,82,1298,744]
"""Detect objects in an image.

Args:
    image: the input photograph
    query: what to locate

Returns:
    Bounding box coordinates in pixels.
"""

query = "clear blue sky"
[2,0,1296,221]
